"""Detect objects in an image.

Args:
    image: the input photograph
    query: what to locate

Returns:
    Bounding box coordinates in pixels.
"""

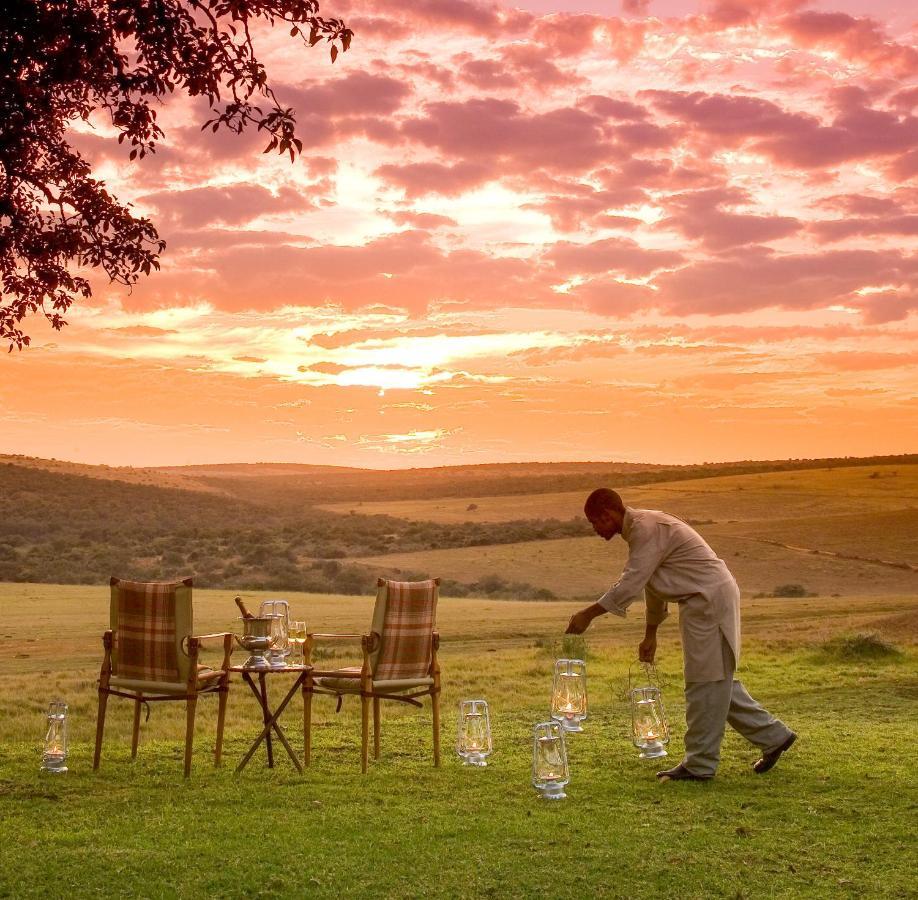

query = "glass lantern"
[531,721,569,800]
[456,699,492,766]
[550,658,588,732]
[41,700,69,773]
[259,599,290,668]
[629,675,670,760]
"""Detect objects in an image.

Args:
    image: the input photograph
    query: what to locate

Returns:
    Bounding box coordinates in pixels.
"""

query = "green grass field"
[1,584,916,898]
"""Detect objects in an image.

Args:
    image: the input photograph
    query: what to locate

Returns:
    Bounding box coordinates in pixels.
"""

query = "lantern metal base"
[638,741,668,760]
[41,755,68,774]
[462,752,488,767]
[553,716,584,733]
[536,783,567,800]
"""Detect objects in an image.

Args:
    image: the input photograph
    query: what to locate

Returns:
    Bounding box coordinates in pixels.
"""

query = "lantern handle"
[628,659,665,692]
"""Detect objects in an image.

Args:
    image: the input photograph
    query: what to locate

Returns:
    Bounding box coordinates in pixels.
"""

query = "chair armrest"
[307,633,365,640]
[190,632,234,646]
[182,632,233,666]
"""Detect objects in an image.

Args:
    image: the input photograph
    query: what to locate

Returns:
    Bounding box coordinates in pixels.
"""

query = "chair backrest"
[109,577,194,684]
[370,579,439,681]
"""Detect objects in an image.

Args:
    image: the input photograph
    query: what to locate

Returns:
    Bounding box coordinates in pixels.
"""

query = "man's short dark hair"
[584,488,625,519]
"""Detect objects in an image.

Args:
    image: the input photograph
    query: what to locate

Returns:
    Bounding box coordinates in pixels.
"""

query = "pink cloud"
[456,57,517,89]
[390,57,456,89]
[148,230,555,314]
[276,69,411,121]
[141,184,311,228]
[351,0,532,37]
[375,161,491,197]
[500,43,581,89]
[664,188,801,249]
[779,11,918,77]
[580,95,649,121]
[382,211,459,229]
[656,246,918,316]
[524,184,647,231]
[547,237,684,276]
[819,193,901,217]
[567,278,659,316]
[644,89,918,170]
[530,14,609,56]
[810,215,918,243]
[621,0,651,16]
[402,98,612,174]
[643,90,808,140]
[696,0,807,30]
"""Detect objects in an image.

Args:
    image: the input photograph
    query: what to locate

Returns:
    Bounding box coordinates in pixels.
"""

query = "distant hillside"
[164,453,918,508]
[1,453,915,599]
[6,452,916,507]
[0,461,588,596]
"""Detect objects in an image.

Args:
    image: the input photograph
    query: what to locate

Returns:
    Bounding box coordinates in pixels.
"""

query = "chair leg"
[432,690,441,768]
[373,697,381,760]
[93,689,109,771]
[184,696,197,778]
[130,694,143,759]
[361,695,370,774]
[215,683,228,768]
[303,679,313,768]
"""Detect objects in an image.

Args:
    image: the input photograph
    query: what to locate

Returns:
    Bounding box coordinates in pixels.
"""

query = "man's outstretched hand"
[566,603,604,635]
[566,609,591,635]
[638,635,657,663]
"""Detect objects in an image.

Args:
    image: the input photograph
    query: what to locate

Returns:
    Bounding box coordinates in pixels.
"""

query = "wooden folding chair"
[93,576,232,778]
[303,577,441,773]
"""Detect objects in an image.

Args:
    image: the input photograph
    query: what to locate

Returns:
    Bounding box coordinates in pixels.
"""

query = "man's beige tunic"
[597,508,741,683]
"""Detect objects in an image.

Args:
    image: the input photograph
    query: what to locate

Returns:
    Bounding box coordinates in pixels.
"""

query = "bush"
[772,583,810,598]
[818,632,901,661]
[534,634,589,660]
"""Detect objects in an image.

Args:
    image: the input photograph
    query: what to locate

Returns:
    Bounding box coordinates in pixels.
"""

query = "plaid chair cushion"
[374,579,438,681]
[114,579,183,683]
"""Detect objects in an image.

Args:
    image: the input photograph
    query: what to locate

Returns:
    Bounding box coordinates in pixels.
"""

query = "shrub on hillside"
[771,583,811,598]
[817,632,901,661]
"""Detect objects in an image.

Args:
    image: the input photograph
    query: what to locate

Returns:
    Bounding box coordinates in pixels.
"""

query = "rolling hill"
[0,453,915,600]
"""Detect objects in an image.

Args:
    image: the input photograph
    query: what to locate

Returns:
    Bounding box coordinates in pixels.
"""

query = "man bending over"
[566,488,796,781]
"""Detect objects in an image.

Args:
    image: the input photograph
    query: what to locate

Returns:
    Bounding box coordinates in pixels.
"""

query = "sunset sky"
[4,0,917,467]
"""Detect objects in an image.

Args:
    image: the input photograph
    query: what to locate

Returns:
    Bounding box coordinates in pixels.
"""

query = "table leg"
[267,681,304,774]
[259,673,274,768]
[236,673,307,774]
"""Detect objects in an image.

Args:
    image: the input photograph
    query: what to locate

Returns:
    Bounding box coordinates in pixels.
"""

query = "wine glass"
[288,620,307,664]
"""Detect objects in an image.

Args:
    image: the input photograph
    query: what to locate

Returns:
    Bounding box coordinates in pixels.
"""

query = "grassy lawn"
[1,584,916,898]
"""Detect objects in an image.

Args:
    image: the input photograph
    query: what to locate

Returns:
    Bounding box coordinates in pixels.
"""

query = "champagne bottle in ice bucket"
[234,597,275,669]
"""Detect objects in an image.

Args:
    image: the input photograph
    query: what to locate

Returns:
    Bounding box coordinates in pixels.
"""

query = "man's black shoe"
[656,763,713,782]
[753,732,797,774]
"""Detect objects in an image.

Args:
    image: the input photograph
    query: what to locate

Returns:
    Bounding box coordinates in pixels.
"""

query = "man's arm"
[597,524,666,617]
[566,521,667,634]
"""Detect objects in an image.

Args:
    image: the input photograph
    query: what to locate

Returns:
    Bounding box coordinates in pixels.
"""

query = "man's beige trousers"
[682,634,793,776]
